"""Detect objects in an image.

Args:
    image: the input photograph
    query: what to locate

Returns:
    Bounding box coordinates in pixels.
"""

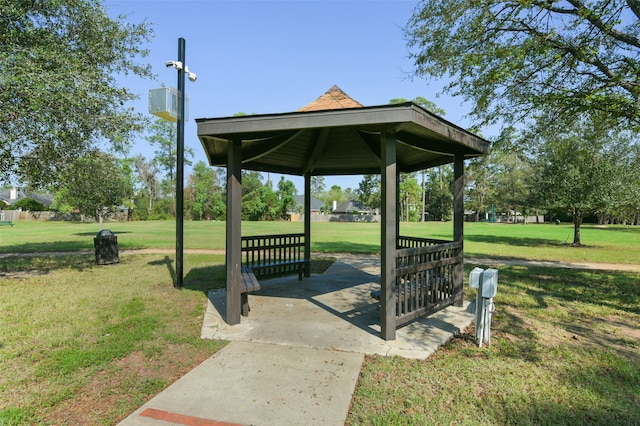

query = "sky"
[107,0,487,193]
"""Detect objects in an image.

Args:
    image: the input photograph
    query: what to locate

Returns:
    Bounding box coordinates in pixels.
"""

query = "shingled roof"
[297,85,364,112]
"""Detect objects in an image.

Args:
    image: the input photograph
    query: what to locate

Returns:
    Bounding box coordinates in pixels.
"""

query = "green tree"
[1,0,153,187]
[8,198,47,212]
[145,118,194,217]
[389,96,446,116]
[390,97,447,220]
[399,173,422,222]
[186,161,225,221]
[424,166,453,221]
[276,176,298,220]
[406,1,640,129]
[530,116,619,245]
[465,155,495,222]
[356,174,381,210]
[55,150,131,229]
[310,176,326,196]
[132,155,160,219]
[242,171,277,221]
[610,142,640,224]
[318,185,349,212]
[491,128,534,222]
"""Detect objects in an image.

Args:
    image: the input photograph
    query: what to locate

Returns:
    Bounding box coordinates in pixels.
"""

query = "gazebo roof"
[297,85,364,111]
[196,87,490,176]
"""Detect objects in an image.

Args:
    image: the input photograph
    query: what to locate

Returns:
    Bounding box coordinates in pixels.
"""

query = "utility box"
[94,229,119,265]
[148,87,189,122]
[469,267,484,288]
[482,268,499,298]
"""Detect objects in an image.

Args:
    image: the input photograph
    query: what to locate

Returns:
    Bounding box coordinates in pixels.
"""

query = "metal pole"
[175,37,185,289]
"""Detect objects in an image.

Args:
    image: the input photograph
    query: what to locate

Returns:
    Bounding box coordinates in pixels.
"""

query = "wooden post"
[453,153,464,307]
[381,129,397,341]
[304,174,311,277]
[226,139,242,324]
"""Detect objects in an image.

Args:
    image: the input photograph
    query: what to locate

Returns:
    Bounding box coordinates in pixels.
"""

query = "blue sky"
[107,0,487,192]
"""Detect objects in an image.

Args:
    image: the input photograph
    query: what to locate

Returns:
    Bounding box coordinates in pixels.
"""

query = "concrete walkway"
[119,254,475,426]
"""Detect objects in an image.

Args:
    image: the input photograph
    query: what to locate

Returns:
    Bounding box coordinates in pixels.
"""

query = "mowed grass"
[0,252,227,425]
[1,220,639,264]
[347,265,640,425]
[0,220,639,424]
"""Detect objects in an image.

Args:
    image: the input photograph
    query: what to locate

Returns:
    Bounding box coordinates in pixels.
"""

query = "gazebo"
[196,86,490,340]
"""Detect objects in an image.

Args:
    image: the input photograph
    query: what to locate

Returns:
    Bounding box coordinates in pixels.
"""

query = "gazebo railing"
[394,236,463,326]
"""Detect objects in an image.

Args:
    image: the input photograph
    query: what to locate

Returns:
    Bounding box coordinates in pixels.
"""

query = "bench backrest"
[241,233,305,279]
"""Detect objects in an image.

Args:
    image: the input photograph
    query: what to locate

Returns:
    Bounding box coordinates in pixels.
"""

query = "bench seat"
[240,266,261,316]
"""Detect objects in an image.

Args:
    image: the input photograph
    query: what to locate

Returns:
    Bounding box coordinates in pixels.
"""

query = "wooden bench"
[240,266,261,316]
[239,233,309,316]
[0,220,14,227]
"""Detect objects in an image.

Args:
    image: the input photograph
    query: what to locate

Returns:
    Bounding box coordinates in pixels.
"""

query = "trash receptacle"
[94,229,119,265]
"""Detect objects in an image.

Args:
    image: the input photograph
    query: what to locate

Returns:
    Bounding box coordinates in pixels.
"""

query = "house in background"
[294,195,323,215]
[331,199,375,215]
[0,186,54,209]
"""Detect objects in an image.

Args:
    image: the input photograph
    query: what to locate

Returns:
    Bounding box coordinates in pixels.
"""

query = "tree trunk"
[420,169,426,222]
[572,210,583,246]
[405,192,409,222]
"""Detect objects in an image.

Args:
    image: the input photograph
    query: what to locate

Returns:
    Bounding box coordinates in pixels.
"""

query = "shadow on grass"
[312,241,380,254]
[582,224,640,234]
[0,254,94,275]
[72,231,133,237]
[148,256,177,288]
[183,264,226,295]
[465,233,573,248]
[0,240,147,255]
[147,255,226,295]
[502,266,640,315]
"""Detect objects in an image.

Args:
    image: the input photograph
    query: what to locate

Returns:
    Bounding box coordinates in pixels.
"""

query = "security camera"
[165,60,183,70]
[183,65,197,82]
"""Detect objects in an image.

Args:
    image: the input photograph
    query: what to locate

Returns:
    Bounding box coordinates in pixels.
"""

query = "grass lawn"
[0,220,638,424]
[347,265,640,425]
[0,252,227,424]
[1,220,639,264]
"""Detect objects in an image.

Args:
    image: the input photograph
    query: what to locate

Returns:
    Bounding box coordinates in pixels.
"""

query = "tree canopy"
[406,0,640,128]
[54,150,131,229]
[530,115,630,244]
[0,0,153,187]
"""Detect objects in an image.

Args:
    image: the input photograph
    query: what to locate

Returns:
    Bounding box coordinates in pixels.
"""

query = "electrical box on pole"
[148,87,189,123]
[468,267,498,347]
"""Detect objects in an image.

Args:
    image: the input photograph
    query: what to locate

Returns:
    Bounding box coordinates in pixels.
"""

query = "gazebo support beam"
[381,129,397,341]
[226,139,242,325]
[453,153,464,307]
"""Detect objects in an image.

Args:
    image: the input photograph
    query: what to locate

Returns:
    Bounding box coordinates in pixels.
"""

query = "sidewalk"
[118,341,364,426]
[119,254,475,426]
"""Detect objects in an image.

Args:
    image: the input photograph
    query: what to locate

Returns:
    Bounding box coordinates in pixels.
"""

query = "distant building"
[294,195,323,214]
[0,186,54,208]
[331,200,375,215]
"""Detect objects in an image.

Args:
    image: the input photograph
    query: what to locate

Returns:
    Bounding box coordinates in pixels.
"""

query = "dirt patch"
[0,270,49,279]
[43,345,215,425]
[488,305,639,356]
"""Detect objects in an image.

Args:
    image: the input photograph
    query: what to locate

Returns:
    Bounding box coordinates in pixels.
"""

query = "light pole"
[165,38,197,288]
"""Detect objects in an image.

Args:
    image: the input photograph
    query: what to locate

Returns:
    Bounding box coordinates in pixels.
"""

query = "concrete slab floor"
[201,254,475,360]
